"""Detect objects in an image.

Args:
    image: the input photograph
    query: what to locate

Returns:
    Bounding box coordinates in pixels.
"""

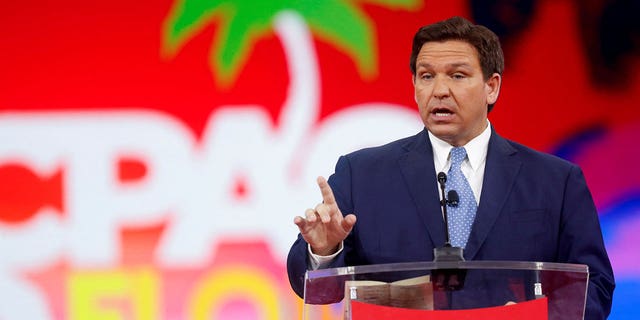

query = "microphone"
[437,171,447,185]
[433,172,466,291]
[436,172,451,246]
[447,190,459,207]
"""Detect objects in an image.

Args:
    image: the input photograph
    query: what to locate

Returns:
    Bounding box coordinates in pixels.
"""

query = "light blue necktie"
[446,147,477,248]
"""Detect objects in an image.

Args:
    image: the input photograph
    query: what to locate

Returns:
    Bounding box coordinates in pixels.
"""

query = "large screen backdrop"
[1,0,638,319]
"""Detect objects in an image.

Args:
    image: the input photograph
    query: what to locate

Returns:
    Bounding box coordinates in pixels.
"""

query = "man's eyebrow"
[449,62,472,68]
[416,62,473,70]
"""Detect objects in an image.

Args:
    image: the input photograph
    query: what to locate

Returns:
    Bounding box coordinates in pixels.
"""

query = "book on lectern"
[343,275,433,318]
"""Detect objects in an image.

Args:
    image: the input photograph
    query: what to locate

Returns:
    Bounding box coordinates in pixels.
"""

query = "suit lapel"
[398,129,447,249]
[464,130,521,260]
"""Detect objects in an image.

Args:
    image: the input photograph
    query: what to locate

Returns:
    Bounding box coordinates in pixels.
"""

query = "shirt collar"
[427,121,492,172]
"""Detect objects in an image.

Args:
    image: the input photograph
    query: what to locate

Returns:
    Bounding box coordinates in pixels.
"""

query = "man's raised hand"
[293,176,357,256]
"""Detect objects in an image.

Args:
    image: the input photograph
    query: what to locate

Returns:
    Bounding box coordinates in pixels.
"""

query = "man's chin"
[427,126,469,146]
[426,124,457,138]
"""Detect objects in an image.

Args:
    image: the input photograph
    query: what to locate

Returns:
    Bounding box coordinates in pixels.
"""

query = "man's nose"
[433,76,450,99]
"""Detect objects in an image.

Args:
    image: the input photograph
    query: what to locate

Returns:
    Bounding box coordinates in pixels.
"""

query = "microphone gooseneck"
[433,172,466,291]
[437,172,451,246]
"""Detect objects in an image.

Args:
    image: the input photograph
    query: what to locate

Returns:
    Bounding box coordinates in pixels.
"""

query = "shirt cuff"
[307,242,344,270]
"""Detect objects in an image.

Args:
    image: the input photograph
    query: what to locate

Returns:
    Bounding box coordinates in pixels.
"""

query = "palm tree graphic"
[163,0,421,86]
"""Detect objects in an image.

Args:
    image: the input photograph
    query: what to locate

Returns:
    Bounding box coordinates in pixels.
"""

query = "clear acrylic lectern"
[302,261,588,320]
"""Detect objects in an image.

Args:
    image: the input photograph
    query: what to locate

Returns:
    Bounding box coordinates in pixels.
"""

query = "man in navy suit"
[287,16,614,319]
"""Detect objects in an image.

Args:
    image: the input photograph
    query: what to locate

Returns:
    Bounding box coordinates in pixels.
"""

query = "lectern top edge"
[305,260,588,281]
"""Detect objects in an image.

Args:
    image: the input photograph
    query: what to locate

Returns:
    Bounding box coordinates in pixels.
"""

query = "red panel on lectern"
[350,297,549,320]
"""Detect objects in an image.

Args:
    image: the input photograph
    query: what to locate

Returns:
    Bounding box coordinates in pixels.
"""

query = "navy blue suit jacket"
[287,128,614,319]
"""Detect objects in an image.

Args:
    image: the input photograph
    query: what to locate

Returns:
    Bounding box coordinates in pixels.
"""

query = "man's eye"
[452,73,466,79]
[421,74,433,80]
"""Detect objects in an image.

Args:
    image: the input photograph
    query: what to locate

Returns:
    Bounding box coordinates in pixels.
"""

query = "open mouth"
[432,107,454,118]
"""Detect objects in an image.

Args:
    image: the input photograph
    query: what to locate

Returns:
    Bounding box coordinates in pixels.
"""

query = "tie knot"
[450,147,467,169]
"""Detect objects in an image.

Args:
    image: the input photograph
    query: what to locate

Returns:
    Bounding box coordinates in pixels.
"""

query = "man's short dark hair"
[409,16,504,111]
[410,16,504,78]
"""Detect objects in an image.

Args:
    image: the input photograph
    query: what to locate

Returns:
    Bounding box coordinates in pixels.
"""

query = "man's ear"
[412,75,418,103]
[485,73,502,105]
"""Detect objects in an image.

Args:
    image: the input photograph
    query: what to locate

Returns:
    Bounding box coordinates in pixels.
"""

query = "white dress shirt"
[429,121,491,205]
